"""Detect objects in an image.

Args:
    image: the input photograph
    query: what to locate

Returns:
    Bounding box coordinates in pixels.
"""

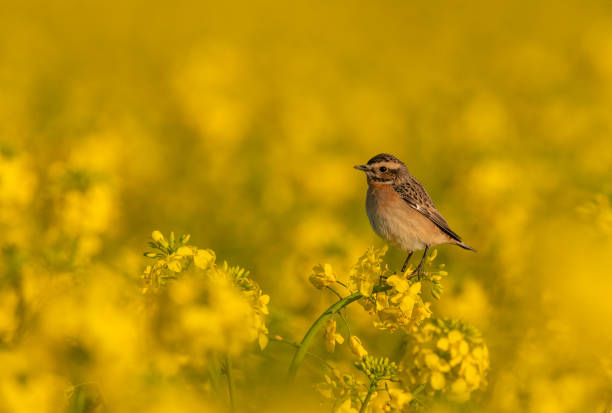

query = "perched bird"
[354,153,475,277]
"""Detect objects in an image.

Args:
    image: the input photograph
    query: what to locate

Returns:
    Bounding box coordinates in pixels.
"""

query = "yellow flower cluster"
[317,353,414,413]
[365,276,432,333]
[347,246,433,333]
[0,151,37,249]
[47,163,118,264]
[306,247,487,411]
[142,231,216,292]
[403,318,489,401]
[317,369,367,409]
[143,231,270,356]
[348,246,388,296]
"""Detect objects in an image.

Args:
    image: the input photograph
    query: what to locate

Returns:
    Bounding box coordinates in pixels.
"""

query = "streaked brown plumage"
[355,153,475,276]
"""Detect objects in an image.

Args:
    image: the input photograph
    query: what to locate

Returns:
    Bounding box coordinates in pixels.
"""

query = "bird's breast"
[365,183,445,251]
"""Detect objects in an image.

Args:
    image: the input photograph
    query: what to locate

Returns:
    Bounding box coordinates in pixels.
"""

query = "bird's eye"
[379,167,387,172]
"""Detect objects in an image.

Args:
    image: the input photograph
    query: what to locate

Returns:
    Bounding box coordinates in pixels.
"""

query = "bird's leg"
[382,251,413,283]
[409,246,429,280]
[401,251,414,274]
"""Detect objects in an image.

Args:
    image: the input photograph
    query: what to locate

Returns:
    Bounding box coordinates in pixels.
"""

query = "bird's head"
[354,153,407,184]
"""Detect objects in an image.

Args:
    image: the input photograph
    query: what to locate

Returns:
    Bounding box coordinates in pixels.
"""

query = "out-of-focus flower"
[386,388,413,411]
[335,399,359,413]
[194,249,216,269]
[310,263,337,289]
[577,194,612,234]
[403,318,489,401]
[0,152,37,207]
[324,319,344,352]
[0,288,19,345]
[0,347,65,413]
[143,231,270,357]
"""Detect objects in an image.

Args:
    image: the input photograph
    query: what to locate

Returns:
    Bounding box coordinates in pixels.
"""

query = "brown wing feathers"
[392,179,463,243]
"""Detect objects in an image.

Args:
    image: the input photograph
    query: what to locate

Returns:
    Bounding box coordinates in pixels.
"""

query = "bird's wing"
[392,178,463,242]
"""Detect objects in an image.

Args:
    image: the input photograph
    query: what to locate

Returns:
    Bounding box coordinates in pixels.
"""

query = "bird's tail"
[455,241,477,252]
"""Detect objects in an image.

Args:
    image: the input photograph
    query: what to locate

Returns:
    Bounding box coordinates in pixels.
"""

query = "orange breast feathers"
[367,182,403,208]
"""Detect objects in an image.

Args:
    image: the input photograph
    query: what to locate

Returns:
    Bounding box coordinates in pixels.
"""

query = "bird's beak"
[354,165,368,171]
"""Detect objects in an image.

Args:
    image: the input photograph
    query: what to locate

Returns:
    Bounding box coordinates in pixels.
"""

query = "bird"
[354,153,475,277]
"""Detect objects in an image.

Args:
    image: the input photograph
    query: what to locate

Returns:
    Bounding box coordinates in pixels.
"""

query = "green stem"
[270,337,335,371]
[287,284,390,381]
[288,291,363,380]
[359,382,376,413]
[326,287,352,335]
[225,354,236,412]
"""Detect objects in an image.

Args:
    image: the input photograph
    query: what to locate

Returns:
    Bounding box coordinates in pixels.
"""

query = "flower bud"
[324,319,344,353]
[349,335,368,359]
[151,230,164,243]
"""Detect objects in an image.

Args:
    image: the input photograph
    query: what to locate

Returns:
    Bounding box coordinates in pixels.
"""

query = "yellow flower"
[316,369,361,402]
[335,399,358,413]
[426,248,439,263]
[348,246,387,297]
[194,249,216,269]
[0,289,19,343]
[258,331,269,350]
[448,330,463,343]
[175,246,195,256]
[430,371,446,390]
[258,294,270,315]
[309,263,337,289]
[437,337,449,351]
[450,378,470,401]
[324,319,344,352]
[403,318,489,398]
[387,388,413,410]
[167,257,183,272]
[370,278,431,332]
[349,335,368,359]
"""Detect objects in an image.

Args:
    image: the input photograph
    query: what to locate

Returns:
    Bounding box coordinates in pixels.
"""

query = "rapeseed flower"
[349,335,368,359]
[324,319,344,352]
[403,318,489,400]
[143,231,270,356]
[310,263,337,289]
[371,277,432,332]
[348,246,388,296]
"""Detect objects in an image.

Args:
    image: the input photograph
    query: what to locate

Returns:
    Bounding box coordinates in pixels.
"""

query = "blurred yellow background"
[1,0,612,411]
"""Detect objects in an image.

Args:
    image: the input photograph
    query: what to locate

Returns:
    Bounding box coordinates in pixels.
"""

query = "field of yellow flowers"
[2,0,612,412]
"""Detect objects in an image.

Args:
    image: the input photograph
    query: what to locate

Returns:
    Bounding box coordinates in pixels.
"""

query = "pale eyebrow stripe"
[372,161,401,170]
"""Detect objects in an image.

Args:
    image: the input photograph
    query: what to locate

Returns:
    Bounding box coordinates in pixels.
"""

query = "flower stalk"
[288,285,390,380]
[359,382,376,413]
[225,354,236,412]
